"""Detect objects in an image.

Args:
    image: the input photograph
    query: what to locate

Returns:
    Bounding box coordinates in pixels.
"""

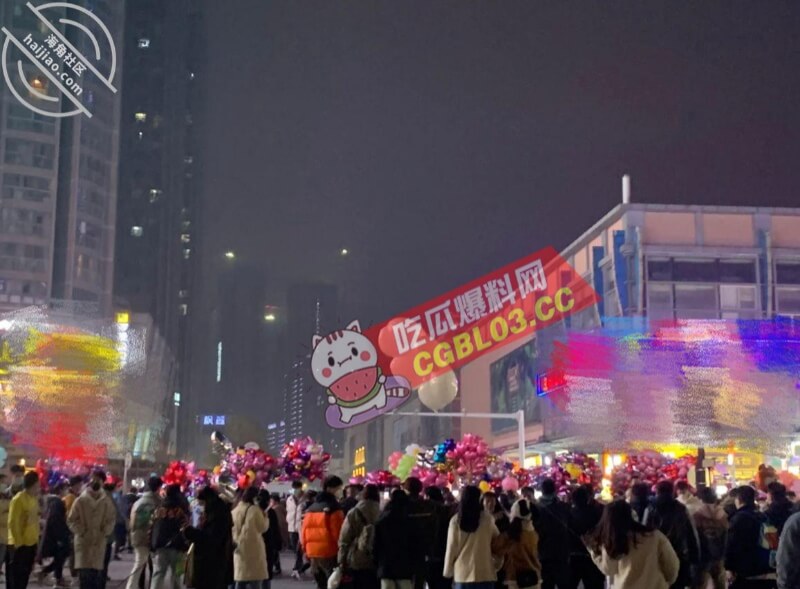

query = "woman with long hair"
[491,500,541,589]
[183,486,235,589]
[232,486,269,589]
[373,489,421,589]
[443,486,500,589]
[587,500,679,589]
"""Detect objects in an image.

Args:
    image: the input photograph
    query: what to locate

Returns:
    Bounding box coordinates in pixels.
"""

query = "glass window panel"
[647,284,673,309]
[674,285,717,310]
[647,259,672,281]
[720,285,756,310]
[776,287,800,314]
[776,263,800,285]
[673,259,718,282]
[719,260,756,284]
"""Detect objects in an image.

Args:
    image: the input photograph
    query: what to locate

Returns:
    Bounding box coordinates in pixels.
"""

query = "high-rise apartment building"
[114,0,204,457]
[282,283,343,458]
[0,0,124,314]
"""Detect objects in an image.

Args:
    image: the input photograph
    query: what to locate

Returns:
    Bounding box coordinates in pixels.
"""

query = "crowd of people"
[4,466,800,589]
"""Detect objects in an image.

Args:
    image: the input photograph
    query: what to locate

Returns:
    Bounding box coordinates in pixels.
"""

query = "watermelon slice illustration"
[329,367,379,403]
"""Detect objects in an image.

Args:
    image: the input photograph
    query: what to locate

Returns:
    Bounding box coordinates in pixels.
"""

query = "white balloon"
[244,442,260,450]
[418,371,459,412]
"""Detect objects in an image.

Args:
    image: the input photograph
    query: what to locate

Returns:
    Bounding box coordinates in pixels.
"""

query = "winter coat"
[643,497,700,588]
[408,496,436,559]
[130,492,162,548]
[41,496,70,558]
[677,494,703,516]
[589,530,680,589]
[428,502,452,563]
[183,500,234,589]
[569,501,604,557]
[767,500,795,536]
[264,507,282,553]
[67,489,116,570]
[341,496,358,516]
[532,495,571,566]
[8,490,39,547]
[0,493,9,545]
[151,501,190,552]
[286,494,303,534]
[373,505,421,580]
[725,505,771,579]
[338,499,380,571]
[232,502,268,582]
[443,511,500,583]
[692,503,728,565]
[777,511,800,589]
[492,524,542,585]
[301,492,344,559]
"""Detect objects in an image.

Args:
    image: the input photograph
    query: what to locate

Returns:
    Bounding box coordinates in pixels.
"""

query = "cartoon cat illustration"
[311,320,409,424]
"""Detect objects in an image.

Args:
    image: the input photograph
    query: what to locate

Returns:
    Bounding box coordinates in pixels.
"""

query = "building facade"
[0,0,124,314]
[342,202,800,473]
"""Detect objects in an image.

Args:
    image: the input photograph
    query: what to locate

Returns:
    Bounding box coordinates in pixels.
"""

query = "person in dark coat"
[533,479,571,589]
[258,492,283,578]
[643,481,701,589]
[629,482,652,524]
[568,484,605,589]
[373,490,421,587]
[424,487,452,589]
[725,485,774,589]
[183,486,234,589]
[765,483,794,536]
[341,485,363,516]
[39,485,71,587]
[403,478,435,589]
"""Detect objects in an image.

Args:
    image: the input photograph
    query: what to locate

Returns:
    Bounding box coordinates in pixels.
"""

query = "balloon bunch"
[610,453,696,497]
[365,470,400,489]
[210,431,233,456]
[188,469,211,496]
[221,444,277,489]
[36,458,107,492]
[277,437,330,482]
[163,461,194,490]
[388,445,425,481]
[433,439,456,464]
[447,434,490,484]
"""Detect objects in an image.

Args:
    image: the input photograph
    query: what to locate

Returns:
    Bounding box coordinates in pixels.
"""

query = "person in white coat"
[443,486,500,589]
[286,481,305,577]
[233,487,269,589]
[67,471,117,589]
[586,500,680,589]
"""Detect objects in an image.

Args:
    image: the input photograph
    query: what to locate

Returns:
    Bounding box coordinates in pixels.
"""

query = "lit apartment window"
[184,155,193,165]
[180,233,190,244]
[138,38,150,49]
[30,76,46,91]
[178,289,189,299]
[179,304,188,316]
[149,188,163,203]
[130,226,143,237]
[183,248,191,260]
[188,72,195,80]
[135,112,147,123]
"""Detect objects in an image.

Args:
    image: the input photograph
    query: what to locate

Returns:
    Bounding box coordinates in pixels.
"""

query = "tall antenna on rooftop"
[622,174,631,204]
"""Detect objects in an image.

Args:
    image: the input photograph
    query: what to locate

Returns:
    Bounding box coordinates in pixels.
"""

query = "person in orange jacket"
[301,476,345,589]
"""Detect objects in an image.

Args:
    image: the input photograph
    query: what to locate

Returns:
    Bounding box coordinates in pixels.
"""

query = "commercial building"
[343,197,800,473]
[0,0,124,314]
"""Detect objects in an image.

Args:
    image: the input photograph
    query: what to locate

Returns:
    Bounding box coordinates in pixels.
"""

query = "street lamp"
[224,251,236,260]
[264,313,276,322]
[340,248,349,256]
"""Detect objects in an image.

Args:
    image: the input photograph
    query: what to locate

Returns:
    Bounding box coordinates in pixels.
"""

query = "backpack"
[758,520,779,570]
[354,509,375,559]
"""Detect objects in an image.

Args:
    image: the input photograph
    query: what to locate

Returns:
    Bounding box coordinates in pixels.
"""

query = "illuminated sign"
[202,415,225,426]
[536,369,567,397]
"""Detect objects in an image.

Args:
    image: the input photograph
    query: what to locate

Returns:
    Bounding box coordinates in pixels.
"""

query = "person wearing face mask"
[182,486,235,589]
[67,471,117,589]
[8,471,40,589]
[286,481,304,570]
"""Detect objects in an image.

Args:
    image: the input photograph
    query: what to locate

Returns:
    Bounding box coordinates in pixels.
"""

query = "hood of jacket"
[353,499,381,522]
[308,491,341,514]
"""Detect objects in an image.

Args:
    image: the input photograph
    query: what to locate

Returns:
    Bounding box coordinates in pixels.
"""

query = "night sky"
[198,1,800,325]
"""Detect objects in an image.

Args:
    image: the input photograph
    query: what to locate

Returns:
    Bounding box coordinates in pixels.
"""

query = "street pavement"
[27,551,314,589]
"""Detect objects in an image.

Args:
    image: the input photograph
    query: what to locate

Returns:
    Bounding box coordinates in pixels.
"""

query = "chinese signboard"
[310,246,598,428]
[201,415,226,426]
